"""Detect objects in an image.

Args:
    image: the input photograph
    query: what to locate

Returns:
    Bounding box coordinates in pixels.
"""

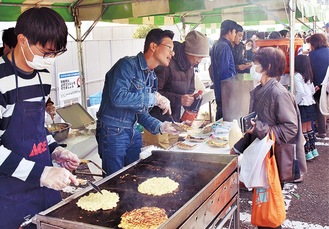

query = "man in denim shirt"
[96,29,178,175]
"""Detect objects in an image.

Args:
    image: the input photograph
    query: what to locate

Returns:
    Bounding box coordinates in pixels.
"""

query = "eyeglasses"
[159,43,174,54]
[33,44,67,58]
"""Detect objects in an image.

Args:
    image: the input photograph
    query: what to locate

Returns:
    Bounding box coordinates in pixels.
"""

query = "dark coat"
[309,47,329,87]
[150,41,195,122]
[234,79,307,176]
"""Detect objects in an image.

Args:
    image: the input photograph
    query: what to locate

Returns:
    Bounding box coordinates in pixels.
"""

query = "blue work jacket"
[97,52,162,134]
[210,37,236,100]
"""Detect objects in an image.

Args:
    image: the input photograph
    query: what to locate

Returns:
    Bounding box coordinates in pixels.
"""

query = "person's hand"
[230,148,238,155]
[181,94,194,107]
[51,146,80,171]
[155,92,172,115]
[246,63,252,68]
[46,104,56,120]
[246,119,256,134]
[40,166,79,190]
[160,121,179,135]
[238,64,252,71]
[314,85,320,92]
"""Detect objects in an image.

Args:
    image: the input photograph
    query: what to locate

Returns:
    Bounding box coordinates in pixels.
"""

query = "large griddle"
[34,151,238,228]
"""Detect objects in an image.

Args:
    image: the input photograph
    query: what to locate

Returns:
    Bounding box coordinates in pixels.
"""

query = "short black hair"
[2,27,17,49]
[279,29,289,37]
[143,29,174,53]
[220,20,238,38]
[255,32,265,39]
[268,31,282,39]
[236,24,244,33]
[15,7,68,51]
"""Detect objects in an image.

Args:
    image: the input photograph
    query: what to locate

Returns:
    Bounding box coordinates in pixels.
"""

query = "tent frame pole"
[289,0,296,93]
[71,3,107,109]
[73,6,87,109]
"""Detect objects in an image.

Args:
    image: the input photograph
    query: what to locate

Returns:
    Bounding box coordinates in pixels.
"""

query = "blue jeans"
[96,121,142,175]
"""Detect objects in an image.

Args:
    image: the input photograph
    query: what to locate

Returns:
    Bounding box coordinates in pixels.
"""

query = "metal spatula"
[80,159,107,175]
[87,180,103,195]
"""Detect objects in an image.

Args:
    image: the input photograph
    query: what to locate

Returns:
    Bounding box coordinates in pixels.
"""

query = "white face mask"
[246,43,252,51]
[21,40,55,70]
[250,64,262,82]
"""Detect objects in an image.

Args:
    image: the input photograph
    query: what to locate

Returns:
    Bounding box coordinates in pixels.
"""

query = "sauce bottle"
[181,90,203,126]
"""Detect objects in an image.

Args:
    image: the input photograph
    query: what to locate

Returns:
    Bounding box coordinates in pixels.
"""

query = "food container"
[47,123,71,142]
[56,103,95,130]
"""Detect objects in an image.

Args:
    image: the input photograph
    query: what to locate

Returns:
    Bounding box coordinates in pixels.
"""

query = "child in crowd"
[294,55,319,160]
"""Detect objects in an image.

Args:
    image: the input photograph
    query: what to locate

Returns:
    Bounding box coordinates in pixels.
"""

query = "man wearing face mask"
[0,7,80,228]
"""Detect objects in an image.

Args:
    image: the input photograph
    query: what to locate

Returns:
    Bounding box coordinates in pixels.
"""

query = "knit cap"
[184,30,209,57]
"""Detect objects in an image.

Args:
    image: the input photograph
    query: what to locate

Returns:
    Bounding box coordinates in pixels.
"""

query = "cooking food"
[47,123,69,132]
[118,207,168,229]
[186,134,206,142]
[201,125,213,134]
[76,189,119,211]
[176,142,197,150]
[77,178,87,185]
[180,123,193,131]
[207,139,228,148]
[171,122,193,132]
[46,123,71,142]
[138,177,179,196]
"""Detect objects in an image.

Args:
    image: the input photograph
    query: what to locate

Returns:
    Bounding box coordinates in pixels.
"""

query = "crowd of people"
[0,5,328,228]
[215,20,328,229]
[209,22,329,139]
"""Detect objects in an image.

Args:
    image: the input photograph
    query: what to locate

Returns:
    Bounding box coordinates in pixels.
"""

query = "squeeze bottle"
[228,119,243,148]
[180,90,203,126]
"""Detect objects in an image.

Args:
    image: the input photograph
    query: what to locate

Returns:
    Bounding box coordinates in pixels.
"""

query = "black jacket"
[150,41,195,122]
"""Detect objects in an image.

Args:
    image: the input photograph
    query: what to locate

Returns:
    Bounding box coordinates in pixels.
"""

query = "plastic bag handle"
[269,130,276,156]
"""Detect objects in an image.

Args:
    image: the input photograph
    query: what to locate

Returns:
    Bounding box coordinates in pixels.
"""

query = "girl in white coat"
[294,55,319,160]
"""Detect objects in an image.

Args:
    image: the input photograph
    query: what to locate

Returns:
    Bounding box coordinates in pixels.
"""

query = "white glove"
[52,146,80,171]
[155,92,172,115]
[160,121,179,135]
[40,166,79,190]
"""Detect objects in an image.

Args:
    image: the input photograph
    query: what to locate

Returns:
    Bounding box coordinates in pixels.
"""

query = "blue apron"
[0,52,61,228]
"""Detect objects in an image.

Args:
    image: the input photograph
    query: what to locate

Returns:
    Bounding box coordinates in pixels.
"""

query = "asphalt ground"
[238,135,329,229]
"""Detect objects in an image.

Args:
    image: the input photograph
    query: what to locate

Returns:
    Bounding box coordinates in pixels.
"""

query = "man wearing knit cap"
[210,19,238,120]
[144,30,209,149]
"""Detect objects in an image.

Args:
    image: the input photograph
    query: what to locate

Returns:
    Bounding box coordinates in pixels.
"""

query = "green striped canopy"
[0,0,328,27]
